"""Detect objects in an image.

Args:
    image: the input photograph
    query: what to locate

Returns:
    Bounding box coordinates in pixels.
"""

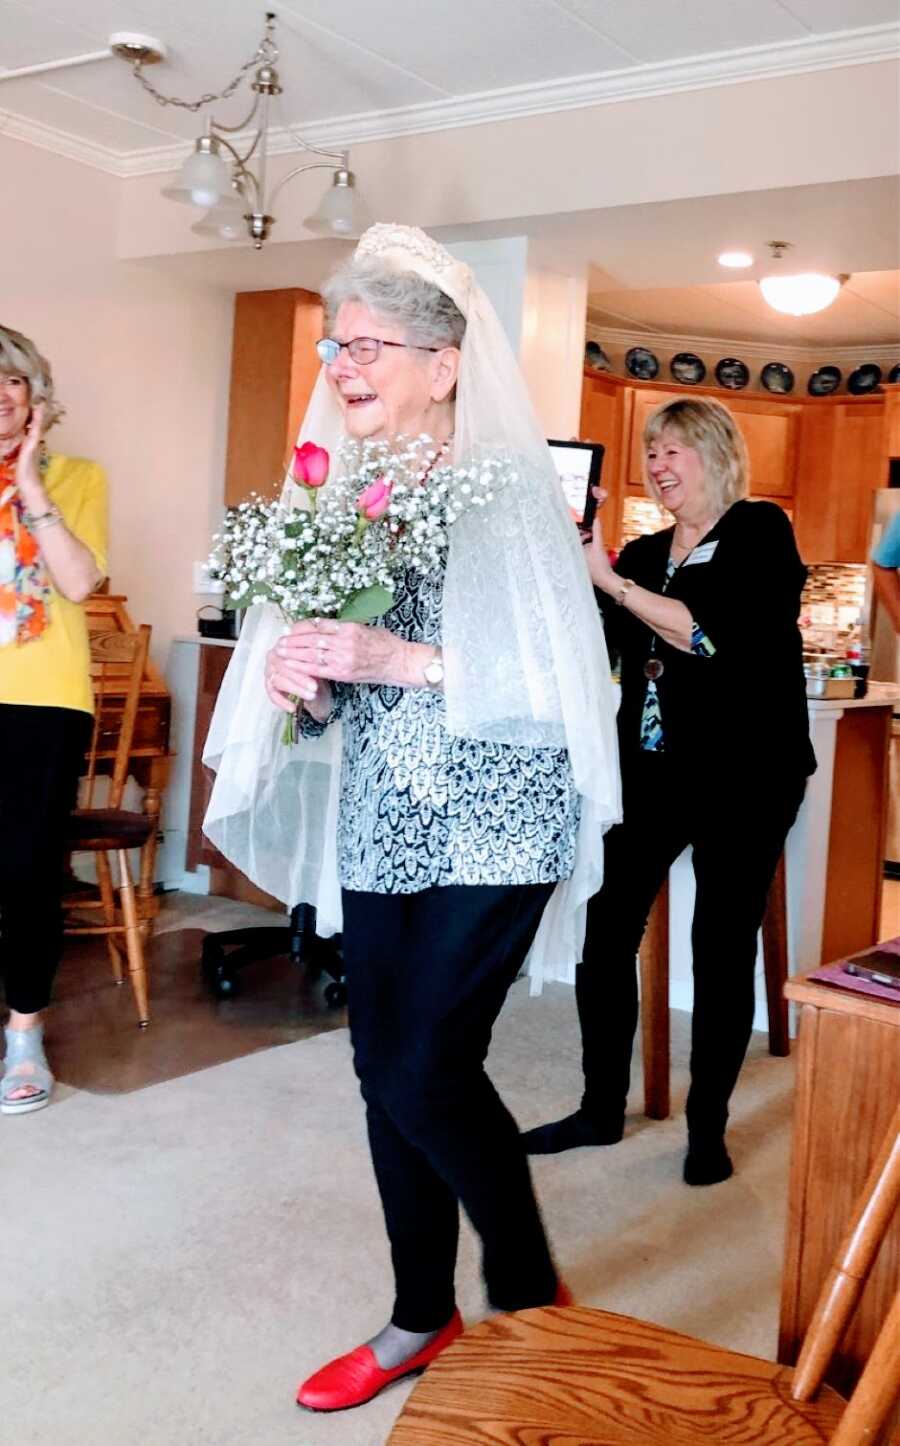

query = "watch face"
[424,658,444,685]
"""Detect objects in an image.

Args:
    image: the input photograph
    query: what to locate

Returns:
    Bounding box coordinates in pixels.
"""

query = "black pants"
[577,755,807,1141]
[341,882,558,1332]
[0,704,90,1015]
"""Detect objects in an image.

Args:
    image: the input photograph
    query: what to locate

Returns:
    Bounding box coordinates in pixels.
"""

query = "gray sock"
[366,1322,442,1370]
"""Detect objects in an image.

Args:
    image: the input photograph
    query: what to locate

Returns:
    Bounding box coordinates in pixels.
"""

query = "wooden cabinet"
[581,368,890,559]
[224,288,323,507]
[794,397,886,562]
[624,387,798,499]
[779,970,900,1438]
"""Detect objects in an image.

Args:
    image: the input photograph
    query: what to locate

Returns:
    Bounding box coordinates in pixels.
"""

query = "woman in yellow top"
[0,325,107,1114]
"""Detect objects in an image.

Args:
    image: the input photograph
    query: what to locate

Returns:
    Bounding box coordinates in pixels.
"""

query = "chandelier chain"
[128,16,278,113]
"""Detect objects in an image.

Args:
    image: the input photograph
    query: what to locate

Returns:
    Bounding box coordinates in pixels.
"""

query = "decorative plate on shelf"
[807,365,842,397]
[714,357,750,390]
[625,346,660,381]
[669,351,706,385]
[847,363,882,395]
[761,361,795,395]
[887,362,900,384]
[584,341,611,372]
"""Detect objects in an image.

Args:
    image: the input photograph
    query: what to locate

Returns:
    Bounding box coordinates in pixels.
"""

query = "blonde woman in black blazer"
[523,397,815,1185]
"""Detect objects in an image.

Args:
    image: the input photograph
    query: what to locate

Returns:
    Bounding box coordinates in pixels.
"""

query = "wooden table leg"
[640,879,670,1121]
[762,853,790,1058]
[138,785,161,931]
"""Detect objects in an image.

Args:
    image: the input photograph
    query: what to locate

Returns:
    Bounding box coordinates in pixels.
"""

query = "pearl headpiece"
[354,223,473,315]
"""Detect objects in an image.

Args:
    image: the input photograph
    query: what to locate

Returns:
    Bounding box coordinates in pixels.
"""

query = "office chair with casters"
[200,901,346,1008]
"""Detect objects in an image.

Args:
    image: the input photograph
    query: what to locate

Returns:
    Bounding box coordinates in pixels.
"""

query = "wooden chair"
[389,1102,900,1444]
[639,854,789,1119]
[64,625,153,1026]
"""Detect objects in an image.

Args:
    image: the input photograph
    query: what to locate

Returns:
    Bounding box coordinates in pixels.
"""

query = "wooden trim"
[778,1003,819,1364]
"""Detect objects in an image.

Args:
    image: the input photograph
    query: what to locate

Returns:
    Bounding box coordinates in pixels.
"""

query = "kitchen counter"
[806,681,900,714]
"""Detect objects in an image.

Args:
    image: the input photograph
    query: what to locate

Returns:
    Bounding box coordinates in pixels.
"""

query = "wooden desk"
[779,968,900,1435]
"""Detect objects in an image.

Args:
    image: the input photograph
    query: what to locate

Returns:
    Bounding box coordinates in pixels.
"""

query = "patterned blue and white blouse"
[299,566,580,894]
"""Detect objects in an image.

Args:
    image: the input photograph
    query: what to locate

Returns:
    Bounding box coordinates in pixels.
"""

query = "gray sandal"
[1,1025,54,1115]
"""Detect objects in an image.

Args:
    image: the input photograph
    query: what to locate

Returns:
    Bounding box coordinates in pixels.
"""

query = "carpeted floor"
[2,934,796,1446]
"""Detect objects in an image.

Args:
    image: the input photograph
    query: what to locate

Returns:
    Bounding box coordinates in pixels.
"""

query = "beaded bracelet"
[27,504,63,532]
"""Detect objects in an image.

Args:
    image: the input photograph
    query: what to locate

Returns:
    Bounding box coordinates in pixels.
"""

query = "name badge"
[683,541,718,566]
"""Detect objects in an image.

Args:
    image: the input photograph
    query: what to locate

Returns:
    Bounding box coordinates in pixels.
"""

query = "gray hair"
[643,396,749,511]
[321,259,466,350]
[0,325,65,431]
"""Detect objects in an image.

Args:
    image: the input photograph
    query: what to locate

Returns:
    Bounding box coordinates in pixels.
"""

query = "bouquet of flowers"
[208,435,515,739]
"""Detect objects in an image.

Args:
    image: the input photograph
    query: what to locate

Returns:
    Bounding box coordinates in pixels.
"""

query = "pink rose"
[292,441,330,488]
[356,477,393,522]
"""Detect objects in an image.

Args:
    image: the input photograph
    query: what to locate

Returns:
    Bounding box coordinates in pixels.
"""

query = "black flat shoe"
[683,1140,733,1186]
[521,1109,624,1155]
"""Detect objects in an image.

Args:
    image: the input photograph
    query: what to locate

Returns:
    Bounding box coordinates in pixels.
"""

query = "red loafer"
[296,1309,464,1412]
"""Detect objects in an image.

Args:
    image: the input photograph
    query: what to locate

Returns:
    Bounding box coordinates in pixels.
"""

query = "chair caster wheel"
[202,943,240,1000]
[324,981,347,1009]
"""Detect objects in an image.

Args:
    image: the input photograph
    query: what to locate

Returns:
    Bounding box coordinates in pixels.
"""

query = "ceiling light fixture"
[717,250,753,268]
[113,12,369,249]
[758,241,847,317]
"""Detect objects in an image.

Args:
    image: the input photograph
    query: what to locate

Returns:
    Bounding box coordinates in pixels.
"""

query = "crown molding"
[0,109,128,174]
[2,21,897,177]
[586,320,900,364]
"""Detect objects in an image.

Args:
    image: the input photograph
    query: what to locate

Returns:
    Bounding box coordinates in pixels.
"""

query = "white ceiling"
[0,0,897,157]
[2,2,898,349]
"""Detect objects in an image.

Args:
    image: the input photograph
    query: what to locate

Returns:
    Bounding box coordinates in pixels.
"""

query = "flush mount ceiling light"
[717,250,754,268]
[758,241,848,317]
[114,11,369,249]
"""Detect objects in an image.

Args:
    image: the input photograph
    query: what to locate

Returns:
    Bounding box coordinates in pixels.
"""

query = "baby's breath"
[208,436,513,623]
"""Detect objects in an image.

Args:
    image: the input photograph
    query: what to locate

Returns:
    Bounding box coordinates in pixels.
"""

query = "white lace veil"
[203,223,621,989]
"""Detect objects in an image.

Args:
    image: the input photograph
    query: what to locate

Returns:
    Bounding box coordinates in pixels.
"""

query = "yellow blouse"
[0,454,108,715]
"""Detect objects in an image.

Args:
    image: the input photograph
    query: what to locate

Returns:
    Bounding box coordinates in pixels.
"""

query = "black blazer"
[600,500,816,781]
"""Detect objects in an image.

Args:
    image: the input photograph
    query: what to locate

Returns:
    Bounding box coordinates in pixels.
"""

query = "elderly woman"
[0,326,107,1113]
[204,225,619,1413]
[523,397,815,1185]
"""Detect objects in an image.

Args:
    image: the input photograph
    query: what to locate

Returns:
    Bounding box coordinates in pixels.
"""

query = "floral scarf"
[0,450,51,646]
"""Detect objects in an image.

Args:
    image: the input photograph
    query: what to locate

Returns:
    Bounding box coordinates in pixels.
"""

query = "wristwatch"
[423,650,445,689]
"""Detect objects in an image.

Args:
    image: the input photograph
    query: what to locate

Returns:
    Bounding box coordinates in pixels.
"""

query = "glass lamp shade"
[162,144,232,208]
[758,272,842,317]
[191,203,248,242]
[303,168,370,237]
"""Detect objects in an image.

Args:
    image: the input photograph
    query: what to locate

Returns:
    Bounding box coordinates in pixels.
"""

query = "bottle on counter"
[845,613,869,697]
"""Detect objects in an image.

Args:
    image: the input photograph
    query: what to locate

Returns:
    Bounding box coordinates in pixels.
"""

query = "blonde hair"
[0,325,65,431]
[643,397,748,511]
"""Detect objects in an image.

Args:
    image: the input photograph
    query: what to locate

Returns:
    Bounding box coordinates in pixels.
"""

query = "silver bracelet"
[615,578,636,607]
[27,504,63,532]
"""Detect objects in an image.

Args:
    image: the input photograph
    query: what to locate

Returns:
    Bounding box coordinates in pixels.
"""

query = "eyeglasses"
[316,336,440,366]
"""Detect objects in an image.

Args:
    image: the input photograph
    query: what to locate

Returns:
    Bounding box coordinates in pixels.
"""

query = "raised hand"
[16,401,47,504]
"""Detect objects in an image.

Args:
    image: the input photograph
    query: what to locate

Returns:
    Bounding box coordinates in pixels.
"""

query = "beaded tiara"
[354,223,472,313]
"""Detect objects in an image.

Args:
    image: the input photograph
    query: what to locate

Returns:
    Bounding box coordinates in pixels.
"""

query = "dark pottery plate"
[714,357,750,390]
[886,362,900,384]
[761,361,795,395]
[807,365,842,397]
[847,363,882,395]
[625,346,660,381]
[670,351,706,385]
[584,341,611,372]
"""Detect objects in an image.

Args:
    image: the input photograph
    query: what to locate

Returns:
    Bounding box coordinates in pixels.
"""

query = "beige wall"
[116,60,900,260]
[2,137,234,666]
